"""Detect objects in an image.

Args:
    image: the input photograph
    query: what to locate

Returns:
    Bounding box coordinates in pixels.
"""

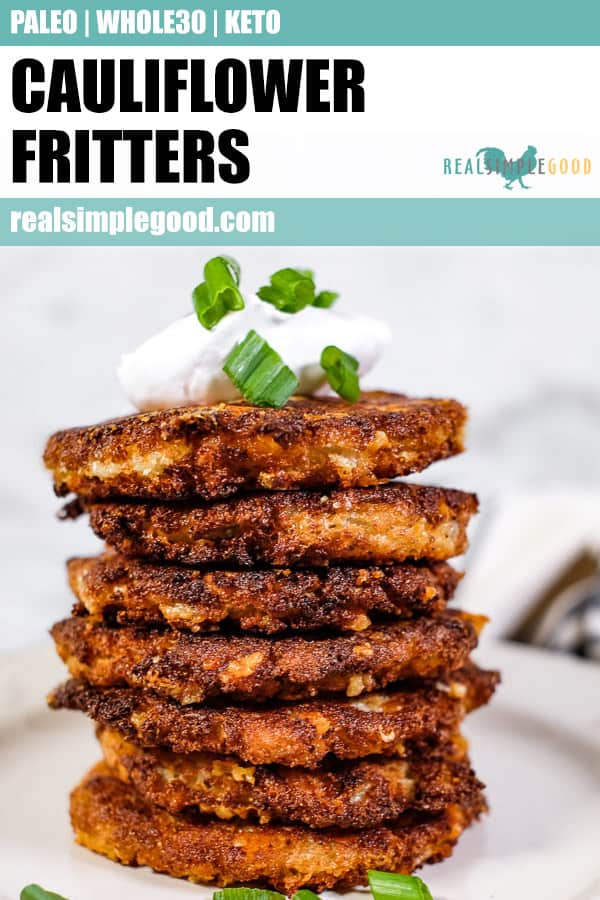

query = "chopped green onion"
[313,290,338,308]
[368,870,434,900]
[213,890,285,900]
[257,268,338,314]
[320,345,360,402]
[210,873,434,900]
[20,886,70,900]
[257,267,315,313]
[219,255,241,285]
[192,255,245,330]
[223,329,299,408]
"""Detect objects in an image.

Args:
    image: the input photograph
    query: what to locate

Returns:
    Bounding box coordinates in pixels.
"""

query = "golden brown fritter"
[51,612,483,704]
[49,664,499,767]
[99,726,482,830]
[44,392,467,502]
[68,552,461,634]
[85,483,478,567]
[71,764,486,892]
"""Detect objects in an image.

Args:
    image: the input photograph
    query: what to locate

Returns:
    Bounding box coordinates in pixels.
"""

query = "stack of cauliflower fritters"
[44,392,498,893]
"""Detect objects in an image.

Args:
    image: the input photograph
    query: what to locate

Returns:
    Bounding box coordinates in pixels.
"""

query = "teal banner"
[3,0,600,45]
[2,199,599,245]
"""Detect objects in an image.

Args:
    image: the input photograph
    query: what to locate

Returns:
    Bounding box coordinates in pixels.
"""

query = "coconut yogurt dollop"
[118,295,391,412]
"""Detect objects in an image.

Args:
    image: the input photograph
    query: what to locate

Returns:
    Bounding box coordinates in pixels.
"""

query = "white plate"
[1,641,599,900]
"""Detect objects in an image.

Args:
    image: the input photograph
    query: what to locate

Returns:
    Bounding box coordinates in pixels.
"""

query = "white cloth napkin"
[456,487,600,659]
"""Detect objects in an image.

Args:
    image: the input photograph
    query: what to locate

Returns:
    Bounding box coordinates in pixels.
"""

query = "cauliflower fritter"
[44,392,467,502]
[68,553,461,634]
[51,611,483,704]
[99,726,482,830]
[48,664,499,767]
[85,482,478,568]
[70,763,486,892]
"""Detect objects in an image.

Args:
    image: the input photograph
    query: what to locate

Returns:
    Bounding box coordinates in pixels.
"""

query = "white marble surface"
[1,246,599,651]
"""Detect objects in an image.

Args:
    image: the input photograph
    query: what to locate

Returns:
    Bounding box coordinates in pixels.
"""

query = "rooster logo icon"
[476,145,538,190]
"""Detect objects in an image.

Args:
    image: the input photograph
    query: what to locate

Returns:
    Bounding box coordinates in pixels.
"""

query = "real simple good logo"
[443,144,592,191]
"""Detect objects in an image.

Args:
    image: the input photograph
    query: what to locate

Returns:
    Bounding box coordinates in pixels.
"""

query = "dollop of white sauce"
[118,295,391,411]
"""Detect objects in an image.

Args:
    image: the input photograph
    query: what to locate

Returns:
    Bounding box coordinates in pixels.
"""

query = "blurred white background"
[1,246,599,651]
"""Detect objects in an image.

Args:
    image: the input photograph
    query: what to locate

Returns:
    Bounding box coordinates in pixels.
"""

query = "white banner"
[2,45,599,198]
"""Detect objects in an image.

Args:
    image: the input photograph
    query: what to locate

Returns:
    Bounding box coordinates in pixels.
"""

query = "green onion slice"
[367,870,434,900]
[320,345,360,402]
[223,329,299,408]
[192,255,245,330]
[313,290,339,308]
[213,890,285,900]
[257,268,338,314]
[257,267,315,313]
[291,891,322,900]
[20,886,70,900]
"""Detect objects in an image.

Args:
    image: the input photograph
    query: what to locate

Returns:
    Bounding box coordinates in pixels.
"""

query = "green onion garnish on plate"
[18,874,434,900]
[212,890,324,900]
[193,255,245,330]
[20,886,70,900]
[257,268,338,314]
[213,889,286,900]
[223,329,299,408]
[210,874,433,900]
[320,345,360,402]
[368,869,434,900]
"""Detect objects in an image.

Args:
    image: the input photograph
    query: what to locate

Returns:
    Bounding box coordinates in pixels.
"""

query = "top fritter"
[43,392,466,502]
